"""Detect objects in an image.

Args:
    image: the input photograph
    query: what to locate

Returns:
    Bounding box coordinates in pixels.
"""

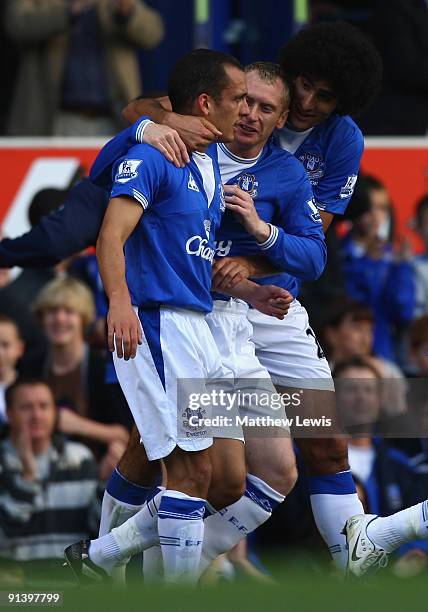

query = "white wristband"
[135,119,155,143]
[257,223,279,250]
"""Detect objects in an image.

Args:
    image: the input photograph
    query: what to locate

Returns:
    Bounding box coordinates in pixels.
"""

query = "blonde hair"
[33,276,95,330]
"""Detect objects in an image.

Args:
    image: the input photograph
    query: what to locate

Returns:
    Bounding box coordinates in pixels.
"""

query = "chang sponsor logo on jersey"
[237,173,259,198]
[115,159,142,183]
[214,240,232,257]
[299,152,325,183]
[186,223,215,262]
[340,174,358,199]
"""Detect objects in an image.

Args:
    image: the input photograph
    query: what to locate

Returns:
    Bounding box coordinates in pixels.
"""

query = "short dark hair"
[168,49,243,114]
[324,299,374,330]
[28,188,69,227]
[278,21,382,116]
[345,174,386,222]
[333,356,381,380]
[5,377,54,410]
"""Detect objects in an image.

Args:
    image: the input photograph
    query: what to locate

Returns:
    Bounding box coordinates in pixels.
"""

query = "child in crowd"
[0,315,24,423]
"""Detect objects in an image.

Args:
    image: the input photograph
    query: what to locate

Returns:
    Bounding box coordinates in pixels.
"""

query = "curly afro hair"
[279,21,382,116]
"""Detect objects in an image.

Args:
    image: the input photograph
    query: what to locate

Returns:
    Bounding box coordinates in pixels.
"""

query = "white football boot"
[343,514,389,577]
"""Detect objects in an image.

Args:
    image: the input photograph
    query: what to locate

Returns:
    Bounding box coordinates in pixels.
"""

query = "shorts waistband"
[135,305,206,319]
[211,298,249,315]
[160,305,206,318]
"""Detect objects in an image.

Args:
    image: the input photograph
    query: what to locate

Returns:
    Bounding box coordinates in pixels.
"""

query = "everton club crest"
[298,152,325,183]
[237,173,259,198]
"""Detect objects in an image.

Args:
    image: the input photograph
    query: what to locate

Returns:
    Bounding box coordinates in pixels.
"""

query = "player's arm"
[212,256,279,292]
[224,182,326,281]
[227,279,293,320]
[319,211,334,233]
[96,197,143,360]
[122,97,222,152]
[0,179,107,269]
[313,125,364,231]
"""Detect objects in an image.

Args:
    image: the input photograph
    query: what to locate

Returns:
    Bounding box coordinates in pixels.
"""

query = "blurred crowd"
[0,0,427,135]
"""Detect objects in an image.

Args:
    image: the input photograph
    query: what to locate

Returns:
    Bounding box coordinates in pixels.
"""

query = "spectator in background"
[359,0,428,135]
[412,195,428,318]
[409,314,428,377]
[340,174,415,363]
[0,187,70,371]
[322,299,407,418]
[334,357,428,574]
[0,378,99,561]
[0,316,24,425]
[32,277,130,477]
[5,0,164,136]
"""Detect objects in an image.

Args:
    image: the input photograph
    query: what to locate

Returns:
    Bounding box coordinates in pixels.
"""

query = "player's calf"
[159,447,211,583]
[208,439,247,510]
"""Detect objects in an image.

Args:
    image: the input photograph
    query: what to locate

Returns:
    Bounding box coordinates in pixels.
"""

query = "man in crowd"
[0,378,98,561]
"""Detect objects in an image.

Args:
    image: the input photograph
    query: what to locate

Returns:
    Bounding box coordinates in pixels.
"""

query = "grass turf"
[1,557,427,612]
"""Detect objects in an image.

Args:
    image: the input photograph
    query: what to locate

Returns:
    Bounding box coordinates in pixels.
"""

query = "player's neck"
[50,340,85,375]
[226,141,265,160]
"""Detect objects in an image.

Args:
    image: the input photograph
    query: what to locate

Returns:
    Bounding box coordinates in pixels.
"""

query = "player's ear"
[276,107,289,130]
[196,93,211,117]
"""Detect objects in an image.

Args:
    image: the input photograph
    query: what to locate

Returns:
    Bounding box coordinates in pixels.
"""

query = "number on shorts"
[306,327,325,360]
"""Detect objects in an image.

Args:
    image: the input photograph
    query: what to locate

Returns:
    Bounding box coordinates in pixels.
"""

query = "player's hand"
[164,114,222,151]
[15,424,37,481]
[107,296,142,360]
[247,284,293,320]
[143,123,190,167]
[212,257,253,291]
[223,185,270,242]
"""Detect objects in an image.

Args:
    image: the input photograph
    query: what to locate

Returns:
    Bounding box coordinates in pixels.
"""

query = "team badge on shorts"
[237,173,259,198]
[181,405,208,440]
[298,152,325,183]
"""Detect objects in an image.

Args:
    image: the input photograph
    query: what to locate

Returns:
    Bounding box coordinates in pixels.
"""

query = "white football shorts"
[247,299,334,391]
[206,299,289,427]
[113,306,235,461]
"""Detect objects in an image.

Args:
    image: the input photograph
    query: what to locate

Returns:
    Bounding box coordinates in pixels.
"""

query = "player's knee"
[208,462,246,510]
[266,461,298,497]
[282,461,298,495]
[302,438,349,475]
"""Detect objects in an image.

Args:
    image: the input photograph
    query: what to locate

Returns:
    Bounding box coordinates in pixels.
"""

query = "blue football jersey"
[275,114,364,215]
[109,143,224,312]
[213,142,326,298]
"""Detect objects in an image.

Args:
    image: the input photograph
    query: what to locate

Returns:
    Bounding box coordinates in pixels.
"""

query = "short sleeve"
[314,123,364,215]
[110,145,166,210]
